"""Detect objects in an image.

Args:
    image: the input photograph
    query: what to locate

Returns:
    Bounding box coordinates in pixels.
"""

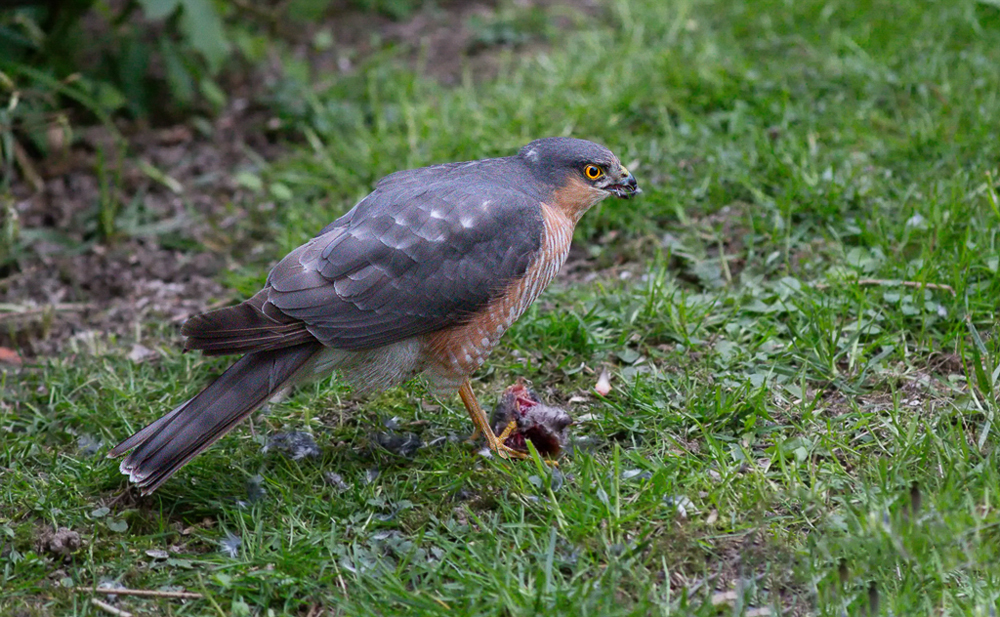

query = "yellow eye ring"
[584,165,604,180]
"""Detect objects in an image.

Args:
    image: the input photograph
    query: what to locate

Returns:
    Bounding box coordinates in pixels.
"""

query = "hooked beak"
[608,167,641,199]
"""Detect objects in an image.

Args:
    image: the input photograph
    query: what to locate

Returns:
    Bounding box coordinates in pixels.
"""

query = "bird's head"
[518,137,641,204]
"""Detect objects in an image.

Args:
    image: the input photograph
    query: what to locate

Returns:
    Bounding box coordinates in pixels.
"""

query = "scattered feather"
[263,431,320,460]
[550,467,565,491]
[127,343,157,363]
[77,434,103,457]
[97,578,120,603]
[220,533,241,558]
[663,495,694,518]
[374,500,412,522]
[246,475,267,503]
[595,367,612,396]
[323,472,350,492]
[374,432,422,457]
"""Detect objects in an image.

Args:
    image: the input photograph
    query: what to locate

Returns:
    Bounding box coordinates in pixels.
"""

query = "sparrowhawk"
[109,137,640,493]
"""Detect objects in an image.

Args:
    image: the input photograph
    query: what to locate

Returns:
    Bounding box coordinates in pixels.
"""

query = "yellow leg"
[497,419,518,443]
[458,379,527,460]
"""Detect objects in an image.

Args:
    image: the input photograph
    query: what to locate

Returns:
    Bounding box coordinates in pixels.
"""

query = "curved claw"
[459,380,529,460]
[496,419,518,443]
[491,439,529,460]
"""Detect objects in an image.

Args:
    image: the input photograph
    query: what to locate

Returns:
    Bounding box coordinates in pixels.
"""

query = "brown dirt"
[304,0,603,85]
[1,0,598,359]
[1,102,274,357]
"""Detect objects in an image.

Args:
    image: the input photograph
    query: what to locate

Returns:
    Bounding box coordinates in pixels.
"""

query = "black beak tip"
[611,175,641,199]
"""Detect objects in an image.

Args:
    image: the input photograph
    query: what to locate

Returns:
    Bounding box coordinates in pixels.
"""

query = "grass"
[4,0,1000,614]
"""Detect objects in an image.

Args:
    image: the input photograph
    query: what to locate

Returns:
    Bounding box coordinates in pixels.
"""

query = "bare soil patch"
[306,0,604,84]
[2,100,275,357]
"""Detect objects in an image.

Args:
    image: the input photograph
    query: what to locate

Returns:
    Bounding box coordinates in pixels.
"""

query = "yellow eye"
[584,165,604,180]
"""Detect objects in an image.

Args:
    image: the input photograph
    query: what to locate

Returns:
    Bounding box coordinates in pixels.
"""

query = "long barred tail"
[107,343,321,494]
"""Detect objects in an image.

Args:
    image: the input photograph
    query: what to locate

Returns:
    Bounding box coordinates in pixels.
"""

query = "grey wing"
[262,172,545,351]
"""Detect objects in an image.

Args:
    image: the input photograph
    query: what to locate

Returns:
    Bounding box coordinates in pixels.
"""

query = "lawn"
[3,0,1000,614]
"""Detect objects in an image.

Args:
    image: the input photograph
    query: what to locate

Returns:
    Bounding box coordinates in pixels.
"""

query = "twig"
[75,587,203,599]
[90,598,133,617]
[0,302,95,322]
[813,278,956,296]
[0,302,94,312]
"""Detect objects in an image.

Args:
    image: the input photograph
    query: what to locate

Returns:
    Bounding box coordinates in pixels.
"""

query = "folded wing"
[184,161,546,354]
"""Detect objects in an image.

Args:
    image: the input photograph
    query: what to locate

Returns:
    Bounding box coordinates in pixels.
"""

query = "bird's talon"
[483,429,528,460]
[493,441,528,459]
[496,419,517,443]
[491,422,530,460]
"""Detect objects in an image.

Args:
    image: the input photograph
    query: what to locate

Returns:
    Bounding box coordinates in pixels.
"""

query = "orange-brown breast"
[422,202,578,391]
